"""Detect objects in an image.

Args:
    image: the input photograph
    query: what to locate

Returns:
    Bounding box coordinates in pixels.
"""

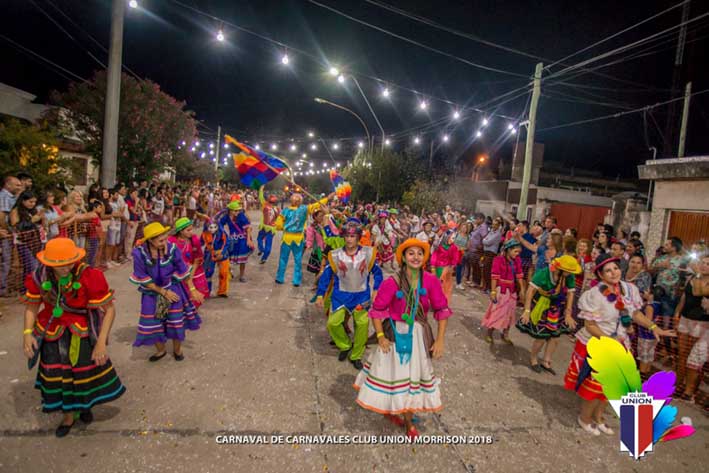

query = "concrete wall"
[535,187,613,207]
[646,179,709,252]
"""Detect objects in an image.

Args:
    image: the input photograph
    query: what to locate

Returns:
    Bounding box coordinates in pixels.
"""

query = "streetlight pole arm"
[351,76,385,152]
[314,97,371,156]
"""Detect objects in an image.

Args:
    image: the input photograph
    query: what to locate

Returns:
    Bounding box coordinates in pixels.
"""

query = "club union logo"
[609,393,664,459]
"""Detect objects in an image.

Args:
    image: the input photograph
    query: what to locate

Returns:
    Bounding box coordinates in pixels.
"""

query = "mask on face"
[208,223,218,234]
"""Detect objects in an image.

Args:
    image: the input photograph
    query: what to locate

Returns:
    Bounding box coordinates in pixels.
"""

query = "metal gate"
[667,211,709,246]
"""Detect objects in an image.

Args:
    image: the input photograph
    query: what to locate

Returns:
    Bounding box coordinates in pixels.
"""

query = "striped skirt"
[563,340,606,401]
[36,329,125,413]
[354,321,442,415]
[133,284,201,347]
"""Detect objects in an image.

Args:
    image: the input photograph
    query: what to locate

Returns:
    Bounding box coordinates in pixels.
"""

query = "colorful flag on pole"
[225,134,288,189]
[329,169,352,203]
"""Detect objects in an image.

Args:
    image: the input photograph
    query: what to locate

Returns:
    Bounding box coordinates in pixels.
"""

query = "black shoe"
[259,260,266,265]
[293,284,300,288]
[530,363,543,373]
[173,352,185,361]
[149,351,167,362]
[55,420,74,438]
[275,280,284,285]
[257,252,263,256]
[79,410,93,424]
[351,359,363,370]
[338,349,351,361]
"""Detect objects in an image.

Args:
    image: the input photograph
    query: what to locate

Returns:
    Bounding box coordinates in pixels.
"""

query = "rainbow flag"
[225,135,288,189]
[329,169,352,203]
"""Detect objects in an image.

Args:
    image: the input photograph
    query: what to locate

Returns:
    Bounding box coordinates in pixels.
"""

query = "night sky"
[2,0,708,178]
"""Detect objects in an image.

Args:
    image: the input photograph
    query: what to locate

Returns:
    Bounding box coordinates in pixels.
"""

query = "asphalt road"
[0,212,705,472]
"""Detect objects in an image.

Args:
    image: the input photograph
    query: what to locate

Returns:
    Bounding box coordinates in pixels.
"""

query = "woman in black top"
[673,254,709,400]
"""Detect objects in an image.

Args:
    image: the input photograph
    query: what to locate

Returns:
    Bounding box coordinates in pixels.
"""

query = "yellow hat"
[551,255,582,275]
[396,238,431,266]
[36,237,86,267]
[142,222,171,241]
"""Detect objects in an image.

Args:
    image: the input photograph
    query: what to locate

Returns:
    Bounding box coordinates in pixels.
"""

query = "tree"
[0,118,77,192]
[401,179,446,214]
[49,71,198,183]
[173,152,216,183]
[343,148,427,203]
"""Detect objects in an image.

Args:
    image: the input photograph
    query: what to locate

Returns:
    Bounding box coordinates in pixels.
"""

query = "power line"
[0,33,87,83]
[45,0,142,80]
[306,0,530,78]
[29,0,107,69]
[545,0,690,70]
[537,87,709,132]
[547,10,709,81]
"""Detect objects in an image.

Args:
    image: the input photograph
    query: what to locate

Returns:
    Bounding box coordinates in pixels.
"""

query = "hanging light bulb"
[482,118,489,127]
[357,142,364,149]
[329,67,339,76]
[223,143,229,149]
[254,144,261,150]
[510,127,517,135]
[452,110,460,120]
[337,74,346,84]
[290,144,297,152]
[209,150,214,156]
[310,143,317,151]
[382,87,390,98]
[442,134,449,143]
[209,143,215,149]
[414,136,421,145]
[216,30,225,42]
[384,138,391,146]
[475,130,483,138]
[332,143,340,150]
[308,131,315,138]
[200,152,206,159]
[419,100,428,110]
[129,0,138,8]
[309,162,314,167]
[281,53,289,65]
[190,147,196,152]
[507,123,515,130]
[302,153,307,158]
[195,141,201,147]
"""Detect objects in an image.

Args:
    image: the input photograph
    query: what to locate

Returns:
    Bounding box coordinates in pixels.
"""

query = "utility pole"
[677,82,692,158]
[517,62,543,221]
[428,140,434,172]
[215,125,222,171]
[100,0,125,188]
[663,0,691,157]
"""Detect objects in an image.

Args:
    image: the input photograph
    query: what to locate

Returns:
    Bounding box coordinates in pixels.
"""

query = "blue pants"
[276,240,304,286]
[455,263,464,285]
[203,251,216,293]
[257,229,274,262]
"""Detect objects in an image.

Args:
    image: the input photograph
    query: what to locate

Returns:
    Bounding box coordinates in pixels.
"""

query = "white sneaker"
[456,284,464,290]
[578,416,600,436]
[596,423,614,435]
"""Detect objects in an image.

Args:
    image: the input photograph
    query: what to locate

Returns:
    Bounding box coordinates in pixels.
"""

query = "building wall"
[646,179,709,251]
[652,181,709,212]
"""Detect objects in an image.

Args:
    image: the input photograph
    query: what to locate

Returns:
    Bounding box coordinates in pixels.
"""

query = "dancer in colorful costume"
[481,239,526,344]
[218,200,254,283]
[563,254,674,435]
[202,220,230,297]
[354,238,452,439]
[371,210,396,269]
[516,255,581,374]
[130,222,201,361]
[200,221,220,295]
[429,223,461,301]
[275,192,333,287]
[256,186,280,264]
[21,238,125,437]
[169,218,208,307]
[306,209,328,275]
[315,222,383,370]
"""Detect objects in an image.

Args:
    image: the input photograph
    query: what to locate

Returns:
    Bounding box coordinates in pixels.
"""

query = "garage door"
[667,211,709,246]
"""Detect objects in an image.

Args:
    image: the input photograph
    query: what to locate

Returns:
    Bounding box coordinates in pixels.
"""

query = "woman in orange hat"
[21,238,125,437]
[354,238,453,439]
[130,222,202,361]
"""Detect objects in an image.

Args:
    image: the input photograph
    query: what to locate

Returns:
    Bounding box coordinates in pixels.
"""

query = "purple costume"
[130,242,202,346]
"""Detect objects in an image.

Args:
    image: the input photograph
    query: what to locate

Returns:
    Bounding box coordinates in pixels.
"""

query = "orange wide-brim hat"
[36,237,86,267]
[395,238,431,266]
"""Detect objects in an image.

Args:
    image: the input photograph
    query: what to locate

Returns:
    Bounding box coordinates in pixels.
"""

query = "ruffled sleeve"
[84,268,114,308]
[20,273,42,305]
[369,277,396,319]
[129,247,154,287]
[577,288,605,322]
[425,272,453,321]
[623,282,644,312]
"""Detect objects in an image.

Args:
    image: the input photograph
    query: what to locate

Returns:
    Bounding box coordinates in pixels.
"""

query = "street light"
[452,110,460,120]
[216,30,225,42]
[129,0,138,9]
[314,97,371,154]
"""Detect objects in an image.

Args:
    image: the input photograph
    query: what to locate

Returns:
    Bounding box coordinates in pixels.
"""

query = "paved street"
[0,213,706,473]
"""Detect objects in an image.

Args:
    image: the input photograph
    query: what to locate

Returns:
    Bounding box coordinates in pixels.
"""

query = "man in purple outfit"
[465,213,488,287]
